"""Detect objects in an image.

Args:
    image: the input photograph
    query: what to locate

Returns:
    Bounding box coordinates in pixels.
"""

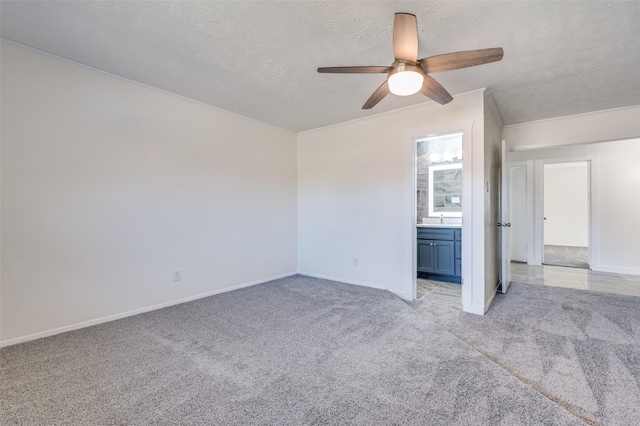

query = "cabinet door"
[432,240,455,276]
[417,240,434,273]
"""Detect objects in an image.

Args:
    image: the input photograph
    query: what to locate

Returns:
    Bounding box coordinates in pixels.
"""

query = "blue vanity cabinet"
[417,227,461,284]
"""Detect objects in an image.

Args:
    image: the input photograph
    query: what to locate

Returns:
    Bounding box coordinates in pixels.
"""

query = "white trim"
[411,135,419,300]
[464,303,486,315]
[0,272,298,348]
[406,121,474,311]
[535,156,599,269]
[503,105,640,129]
[297,272,387,291]
[416,131,464,143]
[298,273,413,301]
[297,273,412,301]
[461,121,475,313]
[388,289,412,301]
[592,265,640,276]
[0,38,296,135]
[545,161,588,169]
[508,135,640,153]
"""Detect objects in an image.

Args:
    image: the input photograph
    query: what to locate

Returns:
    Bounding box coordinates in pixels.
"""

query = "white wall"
[504,105,640,150]
[297,90,492,314]
[508,139,640,275]
[0,43,298,344]
[483,95,502,303]
[543,162,589,247]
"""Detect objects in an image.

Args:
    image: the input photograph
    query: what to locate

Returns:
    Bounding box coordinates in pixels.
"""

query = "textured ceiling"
[2,1,639,132]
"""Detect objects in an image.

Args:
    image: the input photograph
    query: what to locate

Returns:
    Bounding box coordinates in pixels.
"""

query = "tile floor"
[543,245,589,269]
[415,264,640,310]
[511,262,640,297]
[416,278,461,306]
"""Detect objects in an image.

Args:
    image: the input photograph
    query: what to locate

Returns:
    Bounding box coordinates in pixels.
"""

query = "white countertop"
[417,224,462,228]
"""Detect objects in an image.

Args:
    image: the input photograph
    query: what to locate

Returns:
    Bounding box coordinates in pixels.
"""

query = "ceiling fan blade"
[420,75,453,105]
[317,66,393,74]
[418,48,504,73]
[362,80,390,109]
[393,13,418,62]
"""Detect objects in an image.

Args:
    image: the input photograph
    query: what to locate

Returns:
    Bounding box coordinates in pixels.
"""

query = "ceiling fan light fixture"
[387,63,424,96]
[317,13,502,109]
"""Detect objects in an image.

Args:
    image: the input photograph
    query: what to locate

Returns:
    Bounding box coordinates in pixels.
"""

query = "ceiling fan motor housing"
[390,61,423,75]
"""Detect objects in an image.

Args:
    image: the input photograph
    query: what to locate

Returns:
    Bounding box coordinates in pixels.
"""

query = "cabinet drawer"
[417,228,455,240]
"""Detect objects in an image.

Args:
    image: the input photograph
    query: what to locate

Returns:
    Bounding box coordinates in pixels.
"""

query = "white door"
[500,140,512,293]
[509,166,528,262]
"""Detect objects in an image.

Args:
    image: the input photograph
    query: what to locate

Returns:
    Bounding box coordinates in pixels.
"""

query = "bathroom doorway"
[415,133,463,306]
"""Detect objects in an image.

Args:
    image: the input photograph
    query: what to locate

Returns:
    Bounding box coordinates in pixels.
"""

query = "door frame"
[534,156,599,268]
[410,126,473,311]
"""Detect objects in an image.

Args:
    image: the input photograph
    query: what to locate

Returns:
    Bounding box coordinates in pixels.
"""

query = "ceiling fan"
[318,13,504,109]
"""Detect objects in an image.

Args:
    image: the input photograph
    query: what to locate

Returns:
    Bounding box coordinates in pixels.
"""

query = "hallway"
[511,263,640,297]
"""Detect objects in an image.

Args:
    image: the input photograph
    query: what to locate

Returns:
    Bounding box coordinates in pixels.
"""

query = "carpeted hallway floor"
[2,275,638,425]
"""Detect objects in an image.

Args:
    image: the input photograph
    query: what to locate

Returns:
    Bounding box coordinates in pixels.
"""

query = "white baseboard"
[297,272,387,291]
[591,264,640,276]
[463,304,486,315]
[0,271,298,348]
[297,272,419,303]
[463,280,499,316]
[298,272,415,301]
[298,272,416,301]
[388,289,412,301]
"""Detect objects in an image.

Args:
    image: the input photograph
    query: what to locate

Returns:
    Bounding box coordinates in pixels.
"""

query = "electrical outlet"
[353,257,359,266]
[172,269,182,282]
